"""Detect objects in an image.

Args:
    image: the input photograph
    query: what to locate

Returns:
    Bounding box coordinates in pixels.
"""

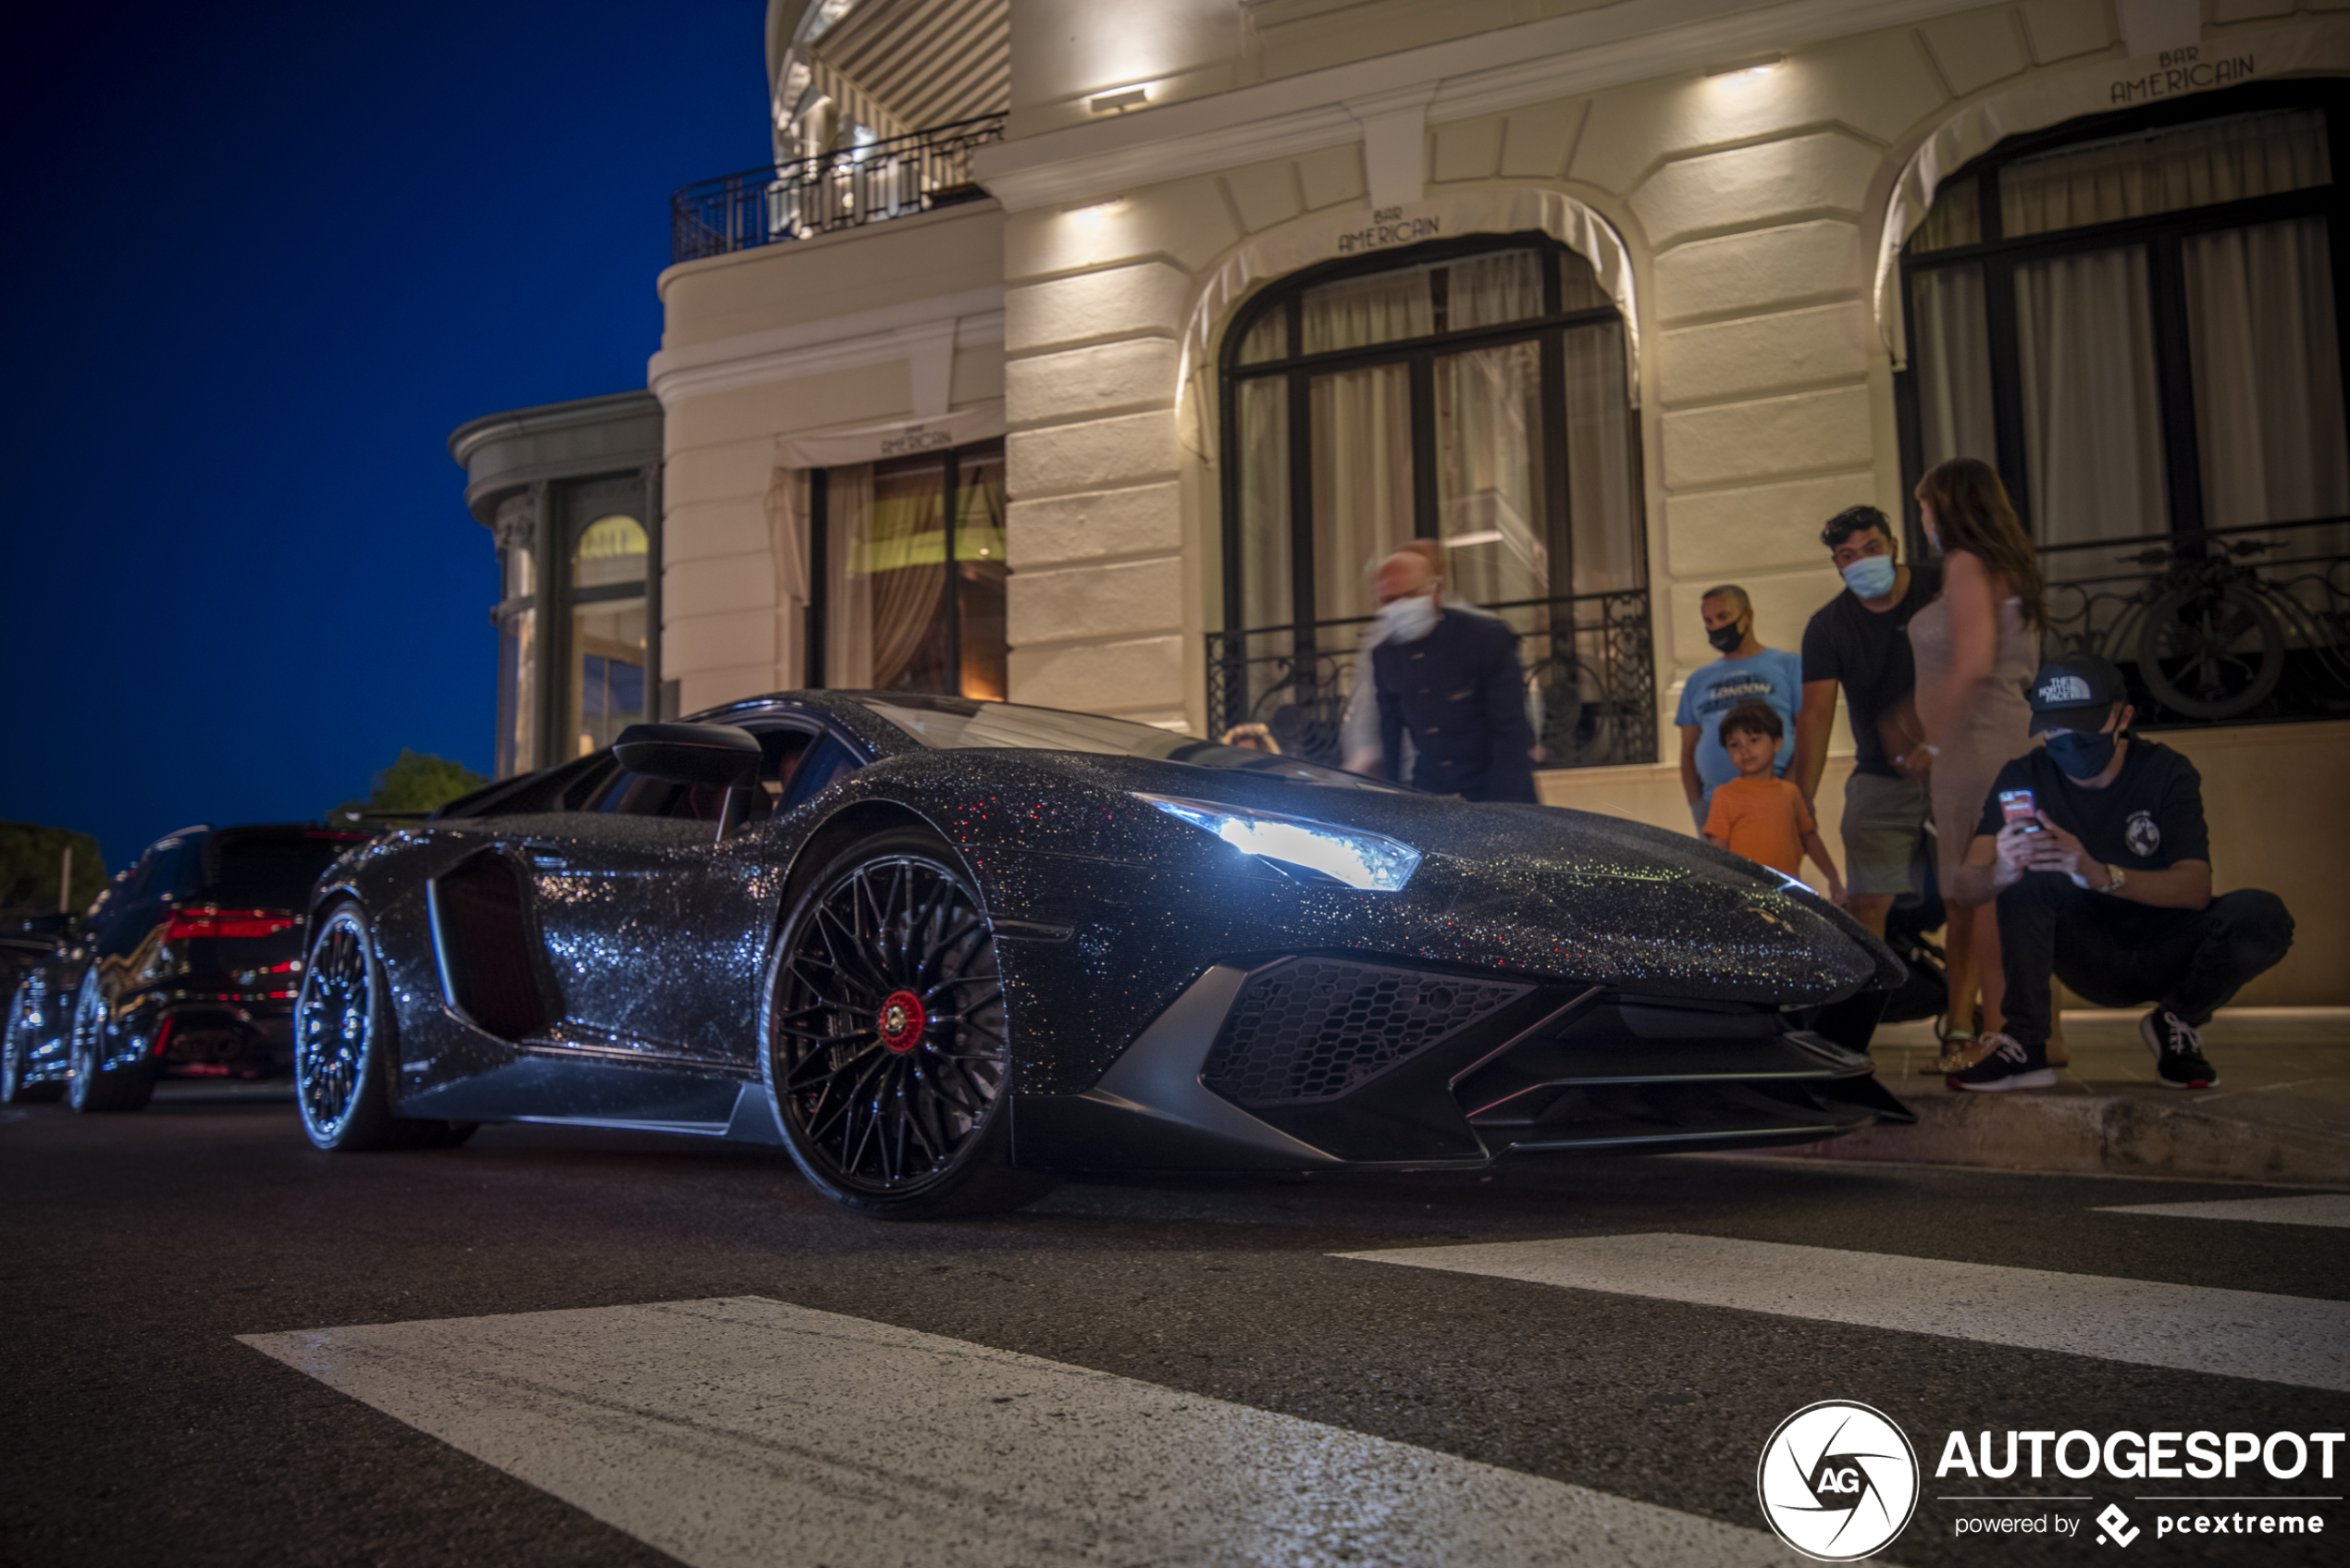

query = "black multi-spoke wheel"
[67,969,152,1113]
[3,982,64,1104]
[295,903,445,1151]
[764,829,1051,1217]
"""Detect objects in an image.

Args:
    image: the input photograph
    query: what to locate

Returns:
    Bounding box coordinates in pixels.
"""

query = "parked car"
[288,692,1911,1217]
[2,824,370,1110]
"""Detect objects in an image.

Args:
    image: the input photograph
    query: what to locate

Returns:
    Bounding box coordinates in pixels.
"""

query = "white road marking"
[2094,1193,2350,1228]
[1333,1234,2350,1392]
[240,1295,1804,1568]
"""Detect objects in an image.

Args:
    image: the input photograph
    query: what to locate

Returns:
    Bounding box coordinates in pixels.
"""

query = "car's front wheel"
[763,828,1052,1218]
[294,903,452,1151]
[67,969,154,1113]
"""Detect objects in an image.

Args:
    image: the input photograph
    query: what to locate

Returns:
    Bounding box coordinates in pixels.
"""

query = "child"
[1703,700,1846,903]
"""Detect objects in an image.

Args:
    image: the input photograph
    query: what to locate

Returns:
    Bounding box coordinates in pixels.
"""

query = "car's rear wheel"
[3,985,64,1104]
[67,970,154,1113]
[763,828,1052,1218]
[294,903,450,1151]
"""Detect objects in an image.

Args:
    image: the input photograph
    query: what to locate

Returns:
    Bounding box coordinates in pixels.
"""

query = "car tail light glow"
[167,909,298,941]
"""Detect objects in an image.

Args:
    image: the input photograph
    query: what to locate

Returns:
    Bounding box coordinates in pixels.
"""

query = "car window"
[202,828,369,907]
[128,842,187,902]
[781,735,861,812]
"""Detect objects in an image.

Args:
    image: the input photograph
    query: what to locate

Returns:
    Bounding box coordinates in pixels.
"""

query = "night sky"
[0,2,773,870]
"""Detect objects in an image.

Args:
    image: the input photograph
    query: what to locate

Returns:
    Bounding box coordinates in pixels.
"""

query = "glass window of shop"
[1216,236,1651,769]
[569,513,649,757]
[810,440,1007,699]
[493,540,538,778]
[1899,82,2348,727]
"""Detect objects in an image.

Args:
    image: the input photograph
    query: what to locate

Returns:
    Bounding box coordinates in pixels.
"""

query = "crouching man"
[1946,654,2294,1093]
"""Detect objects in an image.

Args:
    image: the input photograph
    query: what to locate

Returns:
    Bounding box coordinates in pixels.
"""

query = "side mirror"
[612,722,761,789]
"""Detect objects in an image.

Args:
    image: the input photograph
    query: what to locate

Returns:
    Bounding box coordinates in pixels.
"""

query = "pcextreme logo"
[1757,1401,1922,1562]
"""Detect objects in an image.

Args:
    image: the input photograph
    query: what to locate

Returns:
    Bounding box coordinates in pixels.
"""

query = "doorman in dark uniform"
[1370,549,1540,803]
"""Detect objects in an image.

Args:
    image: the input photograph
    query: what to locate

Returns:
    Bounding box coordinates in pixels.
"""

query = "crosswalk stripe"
[2094,1193,2350,1228]
[1333,1234,2350,1393]
[240,1296,1805,1568]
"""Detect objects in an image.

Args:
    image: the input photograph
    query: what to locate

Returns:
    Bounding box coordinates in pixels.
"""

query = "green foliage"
[0,821,108,915]
[331,750,490,824]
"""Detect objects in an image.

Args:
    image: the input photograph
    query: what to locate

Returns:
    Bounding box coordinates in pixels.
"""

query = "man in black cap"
[1944,653,2294,1092]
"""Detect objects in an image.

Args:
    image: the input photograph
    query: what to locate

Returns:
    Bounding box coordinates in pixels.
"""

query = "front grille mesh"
[1201,958,1532,1106]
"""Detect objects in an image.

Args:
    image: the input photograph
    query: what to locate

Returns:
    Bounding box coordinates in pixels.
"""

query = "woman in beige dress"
[1907,459,2045,1071]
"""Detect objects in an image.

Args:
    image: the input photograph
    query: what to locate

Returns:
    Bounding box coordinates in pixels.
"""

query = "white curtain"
[1309,364,1414,623]
[1448,251,1545,330]
[1437,340,1546,609]
[2016,245,2170,577]
[1301,268,1432,354]
[822,463,876,687]
[2184,216,2350,533]
[2000,108,2331,240]
[1560,319,1639,597]
[1235,377,1292,631]
[1911,264,1996,473]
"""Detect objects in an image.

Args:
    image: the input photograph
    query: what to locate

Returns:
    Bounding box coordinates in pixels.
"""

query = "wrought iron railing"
[2038,515,2350,727]
[670,114,1008,264]
[1206,591,1657,774]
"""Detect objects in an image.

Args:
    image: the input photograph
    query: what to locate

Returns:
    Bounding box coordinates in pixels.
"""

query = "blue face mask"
[1841,554,1897,599]
[1378,594,1439,643]
[2044,728,2118,779]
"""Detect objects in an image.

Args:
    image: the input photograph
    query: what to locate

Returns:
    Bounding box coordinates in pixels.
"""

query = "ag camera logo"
[1758,1401,1921,1562]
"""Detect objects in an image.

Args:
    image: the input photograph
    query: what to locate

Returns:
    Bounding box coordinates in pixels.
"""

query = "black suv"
[2,823,368,1110]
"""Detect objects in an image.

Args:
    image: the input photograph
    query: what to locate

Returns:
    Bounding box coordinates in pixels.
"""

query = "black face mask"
[1706,619,1746,655]
[2044,729,2118,779]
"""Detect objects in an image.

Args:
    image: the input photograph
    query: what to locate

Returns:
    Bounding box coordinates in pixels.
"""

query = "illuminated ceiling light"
[1090,86,1149,114]
[1064,196,1127,219]
[1706,53,1784,80]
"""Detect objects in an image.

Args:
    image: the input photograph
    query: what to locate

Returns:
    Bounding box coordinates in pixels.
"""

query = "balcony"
[670,114,1007,265]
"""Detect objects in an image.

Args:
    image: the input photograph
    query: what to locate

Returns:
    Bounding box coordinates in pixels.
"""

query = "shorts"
[1839,770,1930,899]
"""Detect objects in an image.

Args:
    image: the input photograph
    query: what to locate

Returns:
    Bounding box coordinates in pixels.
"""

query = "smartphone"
[1998,788,2042,833]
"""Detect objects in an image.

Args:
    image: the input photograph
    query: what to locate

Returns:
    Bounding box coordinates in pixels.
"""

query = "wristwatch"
[2098,863,2129,895]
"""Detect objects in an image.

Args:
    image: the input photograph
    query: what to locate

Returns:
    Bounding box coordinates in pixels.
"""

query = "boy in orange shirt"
[1704,700,1846,903]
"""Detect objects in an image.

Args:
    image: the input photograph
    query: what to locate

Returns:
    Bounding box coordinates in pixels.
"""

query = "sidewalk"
[1762,1008,2350,1186]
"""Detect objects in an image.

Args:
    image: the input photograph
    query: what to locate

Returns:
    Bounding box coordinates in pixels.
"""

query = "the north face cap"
[2026,651,2126,735]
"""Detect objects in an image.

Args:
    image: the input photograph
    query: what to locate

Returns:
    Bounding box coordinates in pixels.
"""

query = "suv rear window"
[200,829,369,907]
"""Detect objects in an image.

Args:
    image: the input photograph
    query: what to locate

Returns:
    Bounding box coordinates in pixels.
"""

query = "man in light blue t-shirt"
[1676,584,1804,831]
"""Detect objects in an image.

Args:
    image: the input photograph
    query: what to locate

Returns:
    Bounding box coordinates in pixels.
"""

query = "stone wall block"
[663,554,777,619]
[677,663,782,718]
[1661,384,1876,490]
[1498,100,1583,179]
[1651,221,1865,324]
[1656,302,1874,407]
[1009,634,1186,713]
[1223,160,1304,232]
[1006,340,1181,426]
[1007,483,1182,568]
[1665,472,1886,578]
[669,364,911,447]
[1630,131,1881,247]
[662,498,773,565]
[1295,142,1367,210]
[2019,0,2115,61]
[1006,264,1193,352]
[1919,10,2030,96]
[662,609,776,679]
[1008,179,1241,278]
[1430,116,1503,183]
[1008,556,1183,647]
[1665,568,1840,668]
[660,439,778,508]
[1008,412,1182,498]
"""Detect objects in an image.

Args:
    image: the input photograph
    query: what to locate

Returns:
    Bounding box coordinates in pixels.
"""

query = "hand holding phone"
[1998,788,2042,833]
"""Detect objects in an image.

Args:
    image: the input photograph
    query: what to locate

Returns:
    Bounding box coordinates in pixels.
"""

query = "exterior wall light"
[1065,196,1128,218]
[1705,53,1784,80]
[1090,87,1149,113]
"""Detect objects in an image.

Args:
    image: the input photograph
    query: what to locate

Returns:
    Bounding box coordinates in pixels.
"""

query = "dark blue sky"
[0,2,773,870]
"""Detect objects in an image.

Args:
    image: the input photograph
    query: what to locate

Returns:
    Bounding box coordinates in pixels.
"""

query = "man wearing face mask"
[1371,549,1539,803]
[1945,654,2294,1093]
[1790,505,1941,939]
[1675,586,1804,831]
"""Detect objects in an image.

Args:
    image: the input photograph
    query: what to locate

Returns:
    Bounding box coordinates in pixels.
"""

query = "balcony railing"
[1206,591,1658,774]
[2039,515,2350,728]
[671,114,1008,265]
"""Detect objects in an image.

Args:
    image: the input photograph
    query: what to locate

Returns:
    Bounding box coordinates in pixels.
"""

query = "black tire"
[293,902,449,1151]
[762,828,1054,1219]
[4,983,65,1104]
[66,969,155,1113]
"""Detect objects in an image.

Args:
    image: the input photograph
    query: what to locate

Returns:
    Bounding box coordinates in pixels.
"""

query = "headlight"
[1134,793,1421,892]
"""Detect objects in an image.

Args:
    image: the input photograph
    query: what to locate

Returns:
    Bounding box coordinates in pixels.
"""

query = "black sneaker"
[2141,1006,2220,1090]
[1948,1032,2058,1093]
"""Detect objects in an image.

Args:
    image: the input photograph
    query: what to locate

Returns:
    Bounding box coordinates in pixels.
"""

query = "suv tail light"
[167,909,298,941]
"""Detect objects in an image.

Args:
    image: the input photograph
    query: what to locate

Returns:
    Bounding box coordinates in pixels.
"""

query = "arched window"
[1212,234,1650,769]
[570,513,649,755]
[1899,80,2349,726]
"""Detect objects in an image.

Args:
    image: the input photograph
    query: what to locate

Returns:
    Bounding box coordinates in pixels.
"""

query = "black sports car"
[291,692,1912,1216]
[4,824,369,1109]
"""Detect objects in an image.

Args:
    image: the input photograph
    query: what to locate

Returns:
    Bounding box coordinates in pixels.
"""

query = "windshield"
[202,829,370,907]
[857,695,1408,791]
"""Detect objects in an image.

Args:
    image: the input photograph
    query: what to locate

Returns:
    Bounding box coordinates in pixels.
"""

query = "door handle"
[514,841,571,870]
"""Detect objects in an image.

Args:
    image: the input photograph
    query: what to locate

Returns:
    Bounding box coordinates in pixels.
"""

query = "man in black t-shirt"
[1791,506,1941,937]
[1945,654,2294,1093]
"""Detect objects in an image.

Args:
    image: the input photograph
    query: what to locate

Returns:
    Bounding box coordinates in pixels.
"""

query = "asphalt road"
[3,1083,2344,1567]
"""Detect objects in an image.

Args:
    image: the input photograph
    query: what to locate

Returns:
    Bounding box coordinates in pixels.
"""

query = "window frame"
[1894,79,2350,549]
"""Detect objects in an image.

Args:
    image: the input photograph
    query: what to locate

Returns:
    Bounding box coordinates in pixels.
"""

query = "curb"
[1749,1093,2350,1187]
